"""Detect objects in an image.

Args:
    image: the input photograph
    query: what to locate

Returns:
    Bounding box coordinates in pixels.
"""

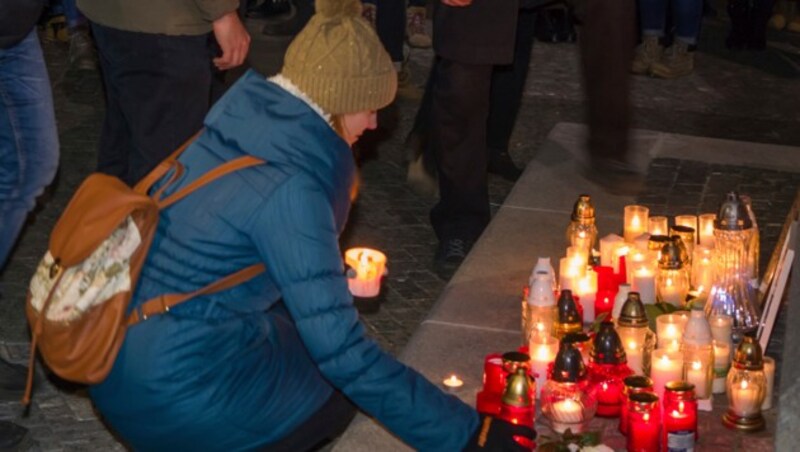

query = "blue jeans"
[639,0,703,44]
[0,30,59,269]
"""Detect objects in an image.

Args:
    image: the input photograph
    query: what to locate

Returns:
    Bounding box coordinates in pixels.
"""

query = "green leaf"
[589,312,609,332]
[644,303,687,332]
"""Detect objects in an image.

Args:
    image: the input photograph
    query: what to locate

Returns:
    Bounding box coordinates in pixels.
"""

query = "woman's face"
[341,110,377,146]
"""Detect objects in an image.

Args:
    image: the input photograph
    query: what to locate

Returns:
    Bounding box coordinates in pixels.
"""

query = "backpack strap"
[127,263,266,326]
[134,131,202,194]
[155,155,264,209]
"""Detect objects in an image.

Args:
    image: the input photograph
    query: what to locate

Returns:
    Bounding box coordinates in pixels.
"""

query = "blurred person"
[727,0,775,49]
[61,0,97,70]
[86,1,534,450]
[77,0,251,185]
[407,0,432,48]
[631,0,703,78]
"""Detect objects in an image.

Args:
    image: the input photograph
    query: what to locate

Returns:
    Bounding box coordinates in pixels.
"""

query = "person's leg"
[91,23,213,185]
[639,0,669,37]
[430,58,493,264]
[485,8,536,181]
[64,0,97,70]
[405,57,438,196]
[375,0,407,77]
[0,30,59,269]
[651,0,702,78]
[407,0,432,48]
[673,0,705,44]
[263,390,357,451]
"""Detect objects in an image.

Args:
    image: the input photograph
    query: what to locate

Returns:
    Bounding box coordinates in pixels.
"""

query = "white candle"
[559,257,584,292]
[612,284,632,320]
[575,269,597,324]
[685,360,710,399]
[626,250,648,285]
[709,314,733,346]
[550,398,584,433]
[674,215,698,237]
[625,338,645,375]
[634,233,652,252]
[698,214,716,248]
[443,374,464,392]
[657,314,688,349]
[658,274,684,306]
[530,337,559,399]
[600,234,625,268]
[345,248,387,297]
[624,205,649,243]
[762,357,775,410]
[632,267,656,304]
[648,216,669,236]
[651,349,684,400]
[713,341,731,394]
[691,245,714,293]
[730,379,761,416]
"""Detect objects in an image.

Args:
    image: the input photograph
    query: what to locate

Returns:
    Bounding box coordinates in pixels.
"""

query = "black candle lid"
[552,341,587,383]
[557,290,581,324]
[590,321,627,364]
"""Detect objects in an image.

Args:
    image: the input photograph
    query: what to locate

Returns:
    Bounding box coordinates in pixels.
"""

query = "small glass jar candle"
[712,340,731,394]
[529,335,559,399]
[656,241,690,307]
[522,272,557,344]
[691,245,714,294]
[670,226,695,272]
[682,305,714,400]
[662,381,698,451]
[647,216,669,236]
[619,375,654,435]
[589,322,634,417]
[541,342,598,433]
[650,349,684,401]
[723,336,767,432]
[656,313,688,349]
[615,292,656,375]
[624,205,650,243]
[674,215,698,237]
[477,354,505,415]
[627,392,661,452]
[698,213,716,248]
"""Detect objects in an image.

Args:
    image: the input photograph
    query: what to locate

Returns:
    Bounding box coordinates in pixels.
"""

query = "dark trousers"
[91,23,221,185]
[429,59,493,243]
[365,0,405,62]
[264,390,357,451]
[579,0,636,162]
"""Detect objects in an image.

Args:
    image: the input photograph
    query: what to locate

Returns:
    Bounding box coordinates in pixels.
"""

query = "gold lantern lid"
[590,321,627,364]
[502,367,533,407]
[502,351,530,374]
[571,194,596,223]
[715,192,753,231]
[552,341,587,383]
[624,375,654,389]
[659,240,684,270]
[664,380,695,394]
[629,392,659,409]
[669,235,690,266]
[618,292,648,328]
[733,336,764,371]
[648,234,670,252]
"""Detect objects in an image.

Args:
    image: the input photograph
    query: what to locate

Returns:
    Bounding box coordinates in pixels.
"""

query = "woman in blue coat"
[89,1,534,450]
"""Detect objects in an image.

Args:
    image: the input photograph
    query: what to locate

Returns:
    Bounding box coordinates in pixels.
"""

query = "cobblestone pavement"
[1,8,798,450]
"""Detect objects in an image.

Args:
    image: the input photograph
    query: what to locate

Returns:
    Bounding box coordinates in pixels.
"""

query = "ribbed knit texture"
[281,0,397,115]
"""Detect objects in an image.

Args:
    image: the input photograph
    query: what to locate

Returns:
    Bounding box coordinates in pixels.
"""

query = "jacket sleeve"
[249,174,479,451]
[192,0,239,22]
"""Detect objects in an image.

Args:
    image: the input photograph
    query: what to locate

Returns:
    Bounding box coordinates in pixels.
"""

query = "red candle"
[662,381,697,451]
[589,362,633,417]
[619,376,654,435]
[594,265,616,291]
[627,393,660,452]
[594,290,616,319]
[476,354,506,415]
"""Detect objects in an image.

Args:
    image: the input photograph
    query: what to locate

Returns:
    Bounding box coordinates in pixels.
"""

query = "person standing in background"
[76,0,251,186]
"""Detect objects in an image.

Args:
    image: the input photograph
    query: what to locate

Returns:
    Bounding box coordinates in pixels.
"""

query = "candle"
[619,376,654,435]
[624,205,649,243]
[656,271,688,307]
[530,336,559,399]
[698,213,716,248]
[559,257,584,292]
[550,398,584,433]
[612,284,632,320]
[650,349,683,400]
[691,245,714,293]
[594,290,615,320]
[344,248,387,297]
[575,269,598,323]
[685,360,710,399]
[663,381,698,451]
[612,244,630,276]
[713,341,731,394]
[626,250,649,285]
[709,314,733,346]
[730,379,761,416]
[632,267,656,304]
[675,215,698,238]
[627,393,660,452]
[600,234,625,267]
[443,374,464,392]
[762,357,775,410]
[656,314,688,349]
[634,233,651,252]
[648,216,669,236]
[625,339,645,375]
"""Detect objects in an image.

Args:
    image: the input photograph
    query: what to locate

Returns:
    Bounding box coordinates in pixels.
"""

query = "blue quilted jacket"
[89,70,479,451]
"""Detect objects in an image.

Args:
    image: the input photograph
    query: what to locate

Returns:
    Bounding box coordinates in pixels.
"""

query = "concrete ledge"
[334,124,795,450]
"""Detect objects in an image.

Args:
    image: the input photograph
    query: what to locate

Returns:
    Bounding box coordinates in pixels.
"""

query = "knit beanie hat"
[281,0,397,115]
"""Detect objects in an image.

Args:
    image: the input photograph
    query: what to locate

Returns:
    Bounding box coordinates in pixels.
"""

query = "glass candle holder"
[541,341,597,433]
[554,290,583,339]
[663,381,698,451]
[656,268,690,307]
[670,226,695,269]
[499,367,535,428]
[656,313,688,350]
[648,216,669,236]
[522,272,557,343]
[712,340,731,394]
[529,336,559,399]
[616,292,655,375]
[567,195,598,256]
[626,393,661,452]
[477,354,505,415]
[691,245,714,294]
[619,375,654,435]
[344,248,387,297]
[723,336,766,432]
[650,349,684,400]
[631,266,657,305]
[682,306,714,400]
[698,213,716,248]
[624,205,649,243]
[589,322,633,417]
[674,215,698,238]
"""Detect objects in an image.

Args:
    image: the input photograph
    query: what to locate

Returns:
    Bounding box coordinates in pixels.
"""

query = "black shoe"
[261,0,312,37]
[0,358,27,401]
[434,238,473,277]
[582,157,645,197]
[488,150,523,182]
[247,0,292,19]
[0,420,28,450]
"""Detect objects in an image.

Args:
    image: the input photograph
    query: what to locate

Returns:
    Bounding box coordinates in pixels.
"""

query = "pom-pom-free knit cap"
[281,0,397,115]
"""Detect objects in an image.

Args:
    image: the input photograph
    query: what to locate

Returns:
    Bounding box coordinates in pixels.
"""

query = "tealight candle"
[651,349,683,400]
[762,357,775,410]
[698,213,716,248]
[551,398,584,432]
[624,205,649,243]
[443,374,464,392]
[648,216,669,236]
[344,248,387,297]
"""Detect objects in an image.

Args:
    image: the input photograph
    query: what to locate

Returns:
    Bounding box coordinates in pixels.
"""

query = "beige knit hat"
[281,0,397,115]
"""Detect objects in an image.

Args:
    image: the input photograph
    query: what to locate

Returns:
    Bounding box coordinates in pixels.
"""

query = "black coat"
[433,0,519,65]
[0,0,44,49]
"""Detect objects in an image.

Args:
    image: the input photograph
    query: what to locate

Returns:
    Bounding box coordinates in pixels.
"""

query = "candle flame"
[666,325,676,336]
[660,354,670,364]
[603,297,610,305]
[627,340,637,350]
[643,412,650,422]
[444,374,463,387]
[672,409,680,417]
[692,361,702,370]
[535,322,544,332]
[632,216,641,228]
[602,382,608,391]
[741,380,748,390]
[666,277,674,287]
[679,401,685,412]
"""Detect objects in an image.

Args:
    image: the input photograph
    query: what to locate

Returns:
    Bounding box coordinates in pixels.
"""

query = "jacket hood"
[202,69,355,203]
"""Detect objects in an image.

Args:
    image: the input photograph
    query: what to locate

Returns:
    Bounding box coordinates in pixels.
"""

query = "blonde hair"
[330,114,360,201]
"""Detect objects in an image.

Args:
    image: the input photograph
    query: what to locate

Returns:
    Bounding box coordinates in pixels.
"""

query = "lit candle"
[650,349,683,400]
[685,360,710,399]
[762,357,775,410]
[657,314,688,349]
[709,314,733,346]
[575,269,597,323]
[634,233,652,252]
[691,245,714,293]
[648,216,669,236]
[550,399,584,433]
[632,267,656,304]
[657,273,685,306]
[612,244,630,276]
[530,336,559,399]
[624,205,649,243]
[626,250,648,285]
[559,257,584,292]
[730,379,761,416]
[443,374,464,392]
[627,393,660,452]
[344,248,387,297]
[662,382,698,451]
[594,290,615,320]
[713,341,731,394]
[625,339,644,375]
[600,234,625,268]
[697,213,716,248]
[674,215,698,238]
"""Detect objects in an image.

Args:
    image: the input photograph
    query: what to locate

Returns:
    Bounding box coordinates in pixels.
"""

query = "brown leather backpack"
[24,135,265,404]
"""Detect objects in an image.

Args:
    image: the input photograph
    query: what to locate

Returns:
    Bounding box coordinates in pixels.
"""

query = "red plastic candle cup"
[589,362,633,417]
[662,381,698,450]
[619,376,654,435]
[483,354,507,394]
[476,390,502,416]
[627,393,660,452]
[593,265,616,291]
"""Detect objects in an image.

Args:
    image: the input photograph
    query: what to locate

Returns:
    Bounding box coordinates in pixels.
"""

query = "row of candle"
[623,206,716,249]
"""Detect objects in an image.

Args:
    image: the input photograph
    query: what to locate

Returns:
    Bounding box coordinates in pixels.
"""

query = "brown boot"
[631,36,663,75]
[651,41,695,79]
[406,6,432,48]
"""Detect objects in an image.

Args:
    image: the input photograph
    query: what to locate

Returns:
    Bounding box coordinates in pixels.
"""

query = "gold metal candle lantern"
[723,336,767,432]
[656,240,690,307]
[567,195,598,256]
[615,292,655,376]
[670,226,695,270]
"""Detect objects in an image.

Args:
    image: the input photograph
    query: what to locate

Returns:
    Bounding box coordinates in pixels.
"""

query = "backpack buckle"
[49,259,63,279]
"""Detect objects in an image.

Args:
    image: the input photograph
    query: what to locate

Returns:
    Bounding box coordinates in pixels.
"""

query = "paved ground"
[1,4,799,450]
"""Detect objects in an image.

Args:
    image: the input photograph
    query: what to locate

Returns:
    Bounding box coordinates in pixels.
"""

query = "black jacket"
[433,0,519,65]
[0,0,45,49]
